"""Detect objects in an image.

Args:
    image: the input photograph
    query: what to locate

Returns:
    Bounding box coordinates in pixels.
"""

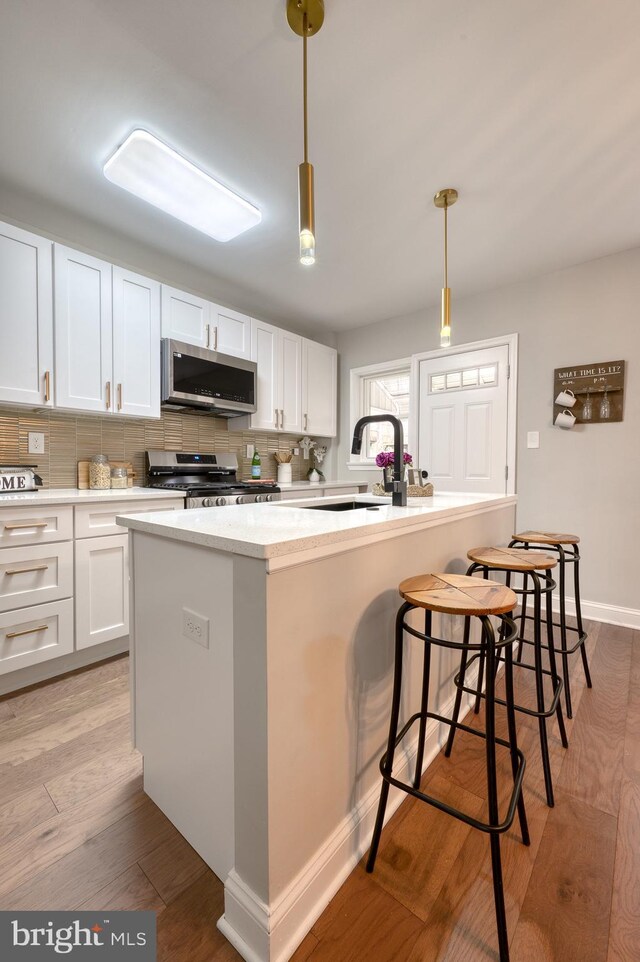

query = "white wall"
[336,246,640,615]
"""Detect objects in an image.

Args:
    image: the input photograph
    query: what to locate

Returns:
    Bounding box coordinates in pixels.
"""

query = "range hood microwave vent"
[161,338,257,417]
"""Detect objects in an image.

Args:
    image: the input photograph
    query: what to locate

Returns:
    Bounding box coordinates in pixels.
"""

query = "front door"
[415,342,512,493]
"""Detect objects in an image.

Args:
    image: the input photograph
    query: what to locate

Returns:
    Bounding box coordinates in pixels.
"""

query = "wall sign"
[553,360,625,424]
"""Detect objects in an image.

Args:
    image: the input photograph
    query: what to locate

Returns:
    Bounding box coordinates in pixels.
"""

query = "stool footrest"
[517,619,588,655]
[380,711,526,835]
[454,652,563,719]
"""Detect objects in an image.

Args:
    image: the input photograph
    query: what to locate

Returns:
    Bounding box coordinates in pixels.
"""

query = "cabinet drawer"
[74,498,184,538]
[0,541,73,613]
[0,598,74,675]
[0,505,73,547]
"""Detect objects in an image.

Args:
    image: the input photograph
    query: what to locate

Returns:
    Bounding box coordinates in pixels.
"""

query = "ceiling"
[1,0,639,333]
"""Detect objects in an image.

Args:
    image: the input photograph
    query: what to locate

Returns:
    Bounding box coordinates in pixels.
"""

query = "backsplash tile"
[0,407,313,486]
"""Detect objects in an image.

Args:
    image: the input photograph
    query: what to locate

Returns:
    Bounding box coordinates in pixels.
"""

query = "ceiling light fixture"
[103,129,262,242]
[434,188,458,347]
[287,0,324,266]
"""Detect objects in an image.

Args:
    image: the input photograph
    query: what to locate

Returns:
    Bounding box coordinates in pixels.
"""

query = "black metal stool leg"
[503,635,530,845]
[574,550,593,689]
[413,609,432,789]
[481,616,510,962]
[517,571,528,663]
[366,602,411,873]
[444,616,470,758]
[545,577,568,749]
[557,546,573,719]
[532,572,554,807]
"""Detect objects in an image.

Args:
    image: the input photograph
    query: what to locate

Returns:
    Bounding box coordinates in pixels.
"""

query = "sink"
[299,500,383,512]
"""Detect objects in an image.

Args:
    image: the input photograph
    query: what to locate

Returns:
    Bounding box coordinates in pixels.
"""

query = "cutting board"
[77,460,135,489]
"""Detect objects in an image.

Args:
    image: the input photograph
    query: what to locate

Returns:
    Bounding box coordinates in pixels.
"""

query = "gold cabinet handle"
[206,324,210,348]
[117,383,122,411]
[106,381,111,410]
[4,521,49,530]
[304,413,308,431]
[44,370,51,403]
[274,408,278,428]
[5,564,49,575]
[280,409,284,429]
[213,326,218,350]
[6,624,49,640]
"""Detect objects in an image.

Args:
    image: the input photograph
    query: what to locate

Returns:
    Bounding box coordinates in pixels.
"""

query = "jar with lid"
[110,466,128,489]
[89,454,111,490]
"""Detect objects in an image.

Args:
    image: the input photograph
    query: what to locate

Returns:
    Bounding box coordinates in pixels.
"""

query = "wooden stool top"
[513,530,579,546]
[399,573,517,616]
[467,545,557,571]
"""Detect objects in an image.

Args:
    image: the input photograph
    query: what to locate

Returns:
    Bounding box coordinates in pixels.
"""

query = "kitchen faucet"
[351,415,408,507]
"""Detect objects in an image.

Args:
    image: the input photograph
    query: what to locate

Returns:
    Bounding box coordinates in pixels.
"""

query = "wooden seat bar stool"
[446,546,568,808]
[366,573,530,962]
[509,531,592,719]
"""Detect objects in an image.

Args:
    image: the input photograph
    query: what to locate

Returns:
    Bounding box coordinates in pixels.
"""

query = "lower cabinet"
[75,534,129,650]
[0,599,74,675]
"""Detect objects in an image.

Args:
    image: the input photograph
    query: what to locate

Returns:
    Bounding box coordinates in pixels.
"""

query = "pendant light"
[434,188,458,347]
[287,0,324,266]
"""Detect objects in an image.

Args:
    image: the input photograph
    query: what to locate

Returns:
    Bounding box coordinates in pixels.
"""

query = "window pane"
[462,368,479,387]
[360,368,411,459]
[430,374,446,393]
[480,365,497,384]
[446,371,461,389]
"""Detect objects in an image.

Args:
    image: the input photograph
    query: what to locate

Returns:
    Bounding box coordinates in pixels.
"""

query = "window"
[429,363,497,395]
[349,359,411,468]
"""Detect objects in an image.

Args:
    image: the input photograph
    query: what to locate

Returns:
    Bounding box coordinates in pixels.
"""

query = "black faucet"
[351,414,408,507]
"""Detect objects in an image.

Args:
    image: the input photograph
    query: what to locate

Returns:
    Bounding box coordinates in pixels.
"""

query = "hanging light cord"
[303,13,309,163]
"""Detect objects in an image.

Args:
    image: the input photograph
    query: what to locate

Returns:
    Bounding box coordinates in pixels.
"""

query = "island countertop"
[118,491,517,564]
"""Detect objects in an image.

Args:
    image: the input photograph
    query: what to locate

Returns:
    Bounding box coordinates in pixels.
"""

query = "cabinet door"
[161,285,210,348]
[75,534,129,649]
[280,330,303,434]
[113,267,161,418]
[250,318,280,431]
[303,339,337,437]
[211,304,251,360]
[54,246,113,413]
[0,221,53,407]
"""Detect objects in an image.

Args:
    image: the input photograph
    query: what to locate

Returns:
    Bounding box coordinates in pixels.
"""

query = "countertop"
[0,487,187,506]
[118,491,517,562]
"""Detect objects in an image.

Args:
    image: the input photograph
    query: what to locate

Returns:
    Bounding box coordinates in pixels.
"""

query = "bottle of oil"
[251,449,261,479]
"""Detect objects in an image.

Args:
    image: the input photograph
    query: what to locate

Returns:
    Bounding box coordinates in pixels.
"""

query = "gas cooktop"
[145,451,280,509]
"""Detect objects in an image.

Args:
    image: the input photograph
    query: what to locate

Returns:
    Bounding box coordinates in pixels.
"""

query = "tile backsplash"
[0,407,314,487]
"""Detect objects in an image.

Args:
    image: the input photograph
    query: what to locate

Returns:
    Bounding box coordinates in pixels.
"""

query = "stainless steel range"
[145,451,281,509]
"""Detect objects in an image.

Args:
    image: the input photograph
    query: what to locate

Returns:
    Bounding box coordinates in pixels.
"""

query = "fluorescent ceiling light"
[103,129,262,242]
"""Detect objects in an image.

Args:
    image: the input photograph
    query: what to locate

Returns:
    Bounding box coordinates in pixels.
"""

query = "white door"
[75,534,129,649]
[211,304,251,360]
[303,339,337,437]
[280,330,303,434]
[250,318,280,431]
[416,344,511,493]
[161,285,210,348]
[0,221,53,407]
[112,267,161,418]
[54,246,113,413]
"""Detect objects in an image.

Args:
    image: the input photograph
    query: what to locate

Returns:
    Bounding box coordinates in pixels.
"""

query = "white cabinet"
[54,245,113,413]
[75,534,129,650]
[302,339,337,437]
[54,247,160,418]
[0,221,53,407]
[161,286,252,361]
[112,267,160,418]
[248,319,302,433]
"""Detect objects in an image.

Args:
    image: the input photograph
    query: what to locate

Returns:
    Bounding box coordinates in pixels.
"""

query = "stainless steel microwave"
[161,339,257,416]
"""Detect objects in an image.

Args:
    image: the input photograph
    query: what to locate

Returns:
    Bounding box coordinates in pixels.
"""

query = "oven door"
[161,339,257,416]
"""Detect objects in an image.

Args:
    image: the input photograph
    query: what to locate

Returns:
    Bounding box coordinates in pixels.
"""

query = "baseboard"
[218,686,477,962]
[551,594,640,630]
[0,637,129,696]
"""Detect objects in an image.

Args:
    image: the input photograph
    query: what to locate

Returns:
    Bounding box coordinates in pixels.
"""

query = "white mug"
[555,408,576,429]
[555,389,576,407]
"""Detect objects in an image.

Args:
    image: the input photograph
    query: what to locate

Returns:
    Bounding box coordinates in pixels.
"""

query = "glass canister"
[110,466,128,489]
[89,454,111,490]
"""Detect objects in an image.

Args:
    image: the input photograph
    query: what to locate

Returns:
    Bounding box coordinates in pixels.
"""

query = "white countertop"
[118,491,517,562]
[0,487,187,506]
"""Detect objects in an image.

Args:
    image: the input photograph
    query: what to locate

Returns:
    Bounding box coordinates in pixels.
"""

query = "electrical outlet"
[293,447,299,456]
[28,432,45,455]
[246,443,255,459]
[182,608,210,648]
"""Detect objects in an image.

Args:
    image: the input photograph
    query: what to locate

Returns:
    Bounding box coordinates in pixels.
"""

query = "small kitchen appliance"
[145,451,281,509]
[0,464,43,494]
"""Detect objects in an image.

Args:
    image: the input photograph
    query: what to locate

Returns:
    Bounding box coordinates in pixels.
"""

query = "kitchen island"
[118,491,517,962]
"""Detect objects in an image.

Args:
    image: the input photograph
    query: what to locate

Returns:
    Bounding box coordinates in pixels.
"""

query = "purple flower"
[403,452,413,465]
[375,451,413,468]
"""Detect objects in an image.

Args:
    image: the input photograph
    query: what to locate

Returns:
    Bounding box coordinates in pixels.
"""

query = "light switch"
[527,431,540,449]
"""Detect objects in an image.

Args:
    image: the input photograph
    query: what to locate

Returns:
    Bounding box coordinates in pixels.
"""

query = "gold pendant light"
[434,188,458,347]
[287,0,324,266]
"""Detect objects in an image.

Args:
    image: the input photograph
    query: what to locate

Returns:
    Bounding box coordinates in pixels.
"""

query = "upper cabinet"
[55,247,160,418]
[0,221,53,407]
[161,286,251,360]
[246,319,303,433]
[302,339,337,437]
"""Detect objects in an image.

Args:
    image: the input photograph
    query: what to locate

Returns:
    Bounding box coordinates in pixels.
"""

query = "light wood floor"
[0,619,637,962]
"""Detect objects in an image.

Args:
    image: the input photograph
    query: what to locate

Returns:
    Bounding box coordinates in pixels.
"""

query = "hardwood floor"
[0,620,637,961]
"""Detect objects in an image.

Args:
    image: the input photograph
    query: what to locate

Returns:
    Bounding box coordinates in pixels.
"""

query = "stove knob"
[265,494,274,502]
[203,497,217,507]
[255,494,266,503]
[215,497,227,507]
[236,495,247,505]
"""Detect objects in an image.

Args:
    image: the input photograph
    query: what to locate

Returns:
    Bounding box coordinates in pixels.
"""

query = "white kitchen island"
[118,491,517,962]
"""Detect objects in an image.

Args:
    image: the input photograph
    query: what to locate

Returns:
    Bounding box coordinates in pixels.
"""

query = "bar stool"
[366,572,530,962]
[510,531,592,719]
[446,546,568,808]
